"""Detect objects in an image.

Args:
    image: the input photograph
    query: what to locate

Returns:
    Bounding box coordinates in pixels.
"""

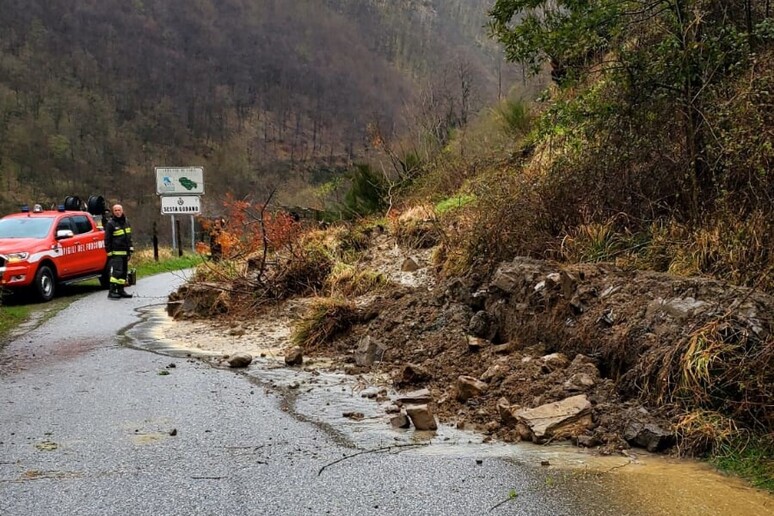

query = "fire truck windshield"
[0,217,55,239]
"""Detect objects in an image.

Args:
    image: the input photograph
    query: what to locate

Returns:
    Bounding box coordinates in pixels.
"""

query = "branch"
[317,443,428,476]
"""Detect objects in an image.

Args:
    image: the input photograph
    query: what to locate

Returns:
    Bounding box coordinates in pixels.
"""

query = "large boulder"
[354,336,387,367]
[514,395,593,443]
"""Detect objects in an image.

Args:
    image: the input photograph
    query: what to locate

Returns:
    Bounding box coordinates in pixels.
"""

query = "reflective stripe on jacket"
[105,216,133,256]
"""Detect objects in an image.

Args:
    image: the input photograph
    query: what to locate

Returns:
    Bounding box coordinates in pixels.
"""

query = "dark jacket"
[105,215,133,256]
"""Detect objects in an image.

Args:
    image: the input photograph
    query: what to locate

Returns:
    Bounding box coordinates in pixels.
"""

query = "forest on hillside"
[0,0,514,241]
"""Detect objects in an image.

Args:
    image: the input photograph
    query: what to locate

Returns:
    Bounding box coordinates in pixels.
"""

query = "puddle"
[126,305,774,516]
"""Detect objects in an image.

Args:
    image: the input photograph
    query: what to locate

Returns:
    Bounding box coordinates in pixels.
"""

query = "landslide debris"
[169,229,774,456]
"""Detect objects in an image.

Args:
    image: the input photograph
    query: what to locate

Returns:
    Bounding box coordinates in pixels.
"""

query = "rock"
[468,311,495,339]
[398,363,432,385]
[560,271,578,299]
[576,435,600,448]
[383,404,401,414]
[355,336,387,367]
[284,346,304,366]
[466,335,488,352]
[228,326,245,336]
[445,278,474,306]
[401,257,420,272]
[563,373,597,391]
[390,414,411,429]
[541,353,571,372]
[397,388,432,404]
[456,375,489,402]
[343,411,365,421]
[405,404,438,431]
[360,387,387,399]
[497,397,519,427]
[492,342,513,354]
[624,421,674,452]
[227,352,253,368]
[481,364,506,383]
[514,395,593,443]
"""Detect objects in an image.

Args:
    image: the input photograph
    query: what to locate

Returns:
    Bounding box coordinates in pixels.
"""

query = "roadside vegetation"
[132,248,203,277]
[0,304,29,339]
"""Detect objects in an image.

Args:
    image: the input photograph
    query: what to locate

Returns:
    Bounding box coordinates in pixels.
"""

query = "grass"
[435,194,475,215]
[131,247,204,276]
[0,304,30,340]
[712,435,774,492]
[134,253,203,277]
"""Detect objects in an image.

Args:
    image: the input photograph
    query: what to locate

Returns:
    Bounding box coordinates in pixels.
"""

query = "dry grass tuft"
[325,263,387,297]
[291,297,358,350]
[675,410,739,456]
[392,205,441,249]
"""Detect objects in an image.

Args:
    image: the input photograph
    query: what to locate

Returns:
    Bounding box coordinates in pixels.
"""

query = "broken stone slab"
[355,335,387,367]
[514,394,593,443]
[624,421,674,452]
[396,388,432,405]
[390,414,411,429]
[284,346,303,366]
[456,376,489,402]
[227,352,253,368]
[401,257,420,272]
[560,271,578,299]
[405,404,438,431]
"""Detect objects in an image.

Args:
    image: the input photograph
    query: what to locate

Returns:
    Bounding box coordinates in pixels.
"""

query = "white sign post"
[156,167,204,253]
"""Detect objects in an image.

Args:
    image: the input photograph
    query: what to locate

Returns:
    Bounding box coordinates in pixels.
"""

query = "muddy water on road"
[126,306,774,516]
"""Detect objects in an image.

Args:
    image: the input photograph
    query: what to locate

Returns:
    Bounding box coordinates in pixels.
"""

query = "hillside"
[0,0,512,238]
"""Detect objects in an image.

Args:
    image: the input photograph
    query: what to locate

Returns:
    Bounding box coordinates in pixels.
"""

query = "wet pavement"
[1,271,772,515]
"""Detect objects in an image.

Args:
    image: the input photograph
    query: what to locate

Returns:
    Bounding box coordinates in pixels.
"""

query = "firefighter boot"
[108,284,121,299]
[118,286,133,298]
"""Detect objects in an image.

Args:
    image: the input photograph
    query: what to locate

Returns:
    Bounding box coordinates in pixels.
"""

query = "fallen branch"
[489,490,518,512]
[317,443,428,476]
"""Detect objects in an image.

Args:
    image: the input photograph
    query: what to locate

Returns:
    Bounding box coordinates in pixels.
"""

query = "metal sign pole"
[190,215,195,253]
[171,214,177,252]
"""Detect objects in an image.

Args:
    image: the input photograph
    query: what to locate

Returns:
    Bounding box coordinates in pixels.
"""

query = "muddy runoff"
[123,305,774,516]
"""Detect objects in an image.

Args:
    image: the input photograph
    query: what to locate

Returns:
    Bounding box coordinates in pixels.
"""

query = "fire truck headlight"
[6,252,30,263]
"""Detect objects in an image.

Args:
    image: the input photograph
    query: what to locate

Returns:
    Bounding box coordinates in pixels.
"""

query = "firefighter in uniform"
[104,204,134,299]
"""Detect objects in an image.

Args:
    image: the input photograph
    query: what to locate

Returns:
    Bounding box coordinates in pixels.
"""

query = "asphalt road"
[0,272,655,515]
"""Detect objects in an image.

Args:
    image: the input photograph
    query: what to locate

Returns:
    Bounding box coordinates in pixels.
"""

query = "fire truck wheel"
[34,265,56,302]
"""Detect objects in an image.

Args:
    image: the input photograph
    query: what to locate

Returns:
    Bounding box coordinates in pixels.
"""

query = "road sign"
[155,166,205,195]
[161,195,201,215]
